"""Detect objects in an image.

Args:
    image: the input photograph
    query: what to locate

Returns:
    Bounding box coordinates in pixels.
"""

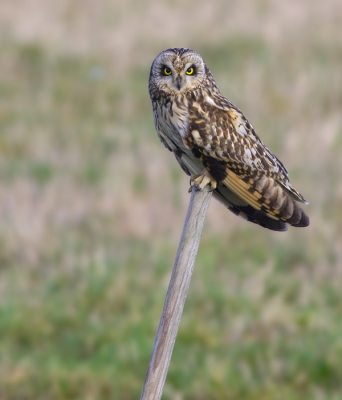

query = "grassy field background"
[0,1,342,399]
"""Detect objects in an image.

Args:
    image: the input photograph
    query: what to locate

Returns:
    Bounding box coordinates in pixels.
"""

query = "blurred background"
[0,1,341,399]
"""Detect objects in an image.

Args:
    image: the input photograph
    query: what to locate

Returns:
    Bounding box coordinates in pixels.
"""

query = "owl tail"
[219,170,310,230]
[249,175,310,228]
[273,192,309,227]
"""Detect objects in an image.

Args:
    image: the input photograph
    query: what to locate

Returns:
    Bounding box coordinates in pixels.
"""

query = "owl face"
[149,48,207,95]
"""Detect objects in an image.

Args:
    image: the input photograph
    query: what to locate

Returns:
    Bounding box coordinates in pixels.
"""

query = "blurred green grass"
[0,1,342,399]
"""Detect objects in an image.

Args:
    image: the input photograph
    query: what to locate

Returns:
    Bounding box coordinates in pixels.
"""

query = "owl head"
[149,48,213,97]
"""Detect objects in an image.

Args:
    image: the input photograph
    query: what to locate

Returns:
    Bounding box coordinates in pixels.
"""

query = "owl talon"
[188,177,193,193]
[190,170,217,191]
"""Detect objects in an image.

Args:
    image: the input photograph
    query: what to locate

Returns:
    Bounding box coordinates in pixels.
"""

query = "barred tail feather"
[278,195,310,227]
[220,170,309,230]
[245,174,310,228]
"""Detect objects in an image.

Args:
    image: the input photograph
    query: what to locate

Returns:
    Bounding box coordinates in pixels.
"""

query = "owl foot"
[189,170,217,192]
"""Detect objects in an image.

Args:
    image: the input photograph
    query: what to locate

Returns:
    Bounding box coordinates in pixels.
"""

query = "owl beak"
[176,75,182,90]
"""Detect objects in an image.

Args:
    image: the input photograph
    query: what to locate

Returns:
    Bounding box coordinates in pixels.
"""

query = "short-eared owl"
[149,48,309,231]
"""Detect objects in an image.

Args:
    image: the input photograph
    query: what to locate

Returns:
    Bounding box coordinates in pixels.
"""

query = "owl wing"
[185,93,309,227]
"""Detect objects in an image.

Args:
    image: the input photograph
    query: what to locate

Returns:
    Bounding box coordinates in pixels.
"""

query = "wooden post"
[140,186,213,400]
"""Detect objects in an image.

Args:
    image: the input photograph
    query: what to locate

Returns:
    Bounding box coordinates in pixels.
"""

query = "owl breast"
[154,96,190,148]
[153,96,204,177]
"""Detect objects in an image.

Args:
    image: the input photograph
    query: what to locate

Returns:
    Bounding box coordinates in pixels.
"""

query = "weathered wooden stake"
[140,185,213,400]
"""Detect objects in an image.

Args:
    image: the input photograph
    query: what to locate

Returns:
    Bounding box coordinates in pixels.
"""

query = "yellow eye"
[164,67,172,76]
[186,67,194,75]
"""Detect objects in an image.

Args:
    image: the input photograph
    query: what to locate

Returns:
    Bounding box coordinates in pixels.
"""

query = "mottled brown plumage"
[149,48,309,231]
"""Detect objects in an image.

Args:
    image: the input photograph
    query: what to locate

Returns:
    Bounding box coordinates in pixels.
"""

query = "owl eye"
[186,67,194,75]
[163,67,172,76]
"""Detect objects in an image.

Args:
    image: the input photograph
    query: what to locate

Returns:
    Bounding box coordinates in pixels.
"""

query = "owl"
[149,48,309,231]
